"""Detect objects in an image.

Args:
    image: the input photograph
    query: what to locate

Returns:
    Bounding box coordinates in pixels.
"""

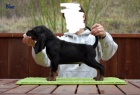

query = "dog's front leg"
[47,59,59,81]
[47,68,58,81]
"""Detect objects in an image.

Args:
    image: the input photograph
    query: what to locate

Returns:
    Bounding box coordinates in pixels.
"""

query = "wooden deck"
[0,79,140,95]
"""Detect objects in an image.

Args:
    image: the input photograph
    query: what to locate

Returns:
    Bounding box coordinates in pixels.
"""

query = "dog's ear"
[34,34,46,54]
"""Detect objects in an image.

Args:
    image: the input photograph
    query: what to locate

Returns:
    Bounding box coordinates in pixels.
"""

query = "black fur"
[26,25,105,81]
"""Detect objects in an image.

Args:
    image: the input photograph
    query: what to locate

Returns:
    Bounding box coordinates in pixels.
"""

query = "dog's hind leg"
[94,68,103,81]
[84,59,105,81]
[94,63,105,81]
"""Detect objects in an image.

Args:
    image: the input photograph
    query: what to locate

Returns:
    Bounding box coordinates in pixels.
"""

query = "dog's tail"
[86,26,98,49]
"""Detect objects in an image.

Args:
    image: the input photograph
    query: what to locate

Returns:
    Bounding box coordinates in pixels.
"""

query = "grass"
[0,17,31,33]
[0,0,140,33]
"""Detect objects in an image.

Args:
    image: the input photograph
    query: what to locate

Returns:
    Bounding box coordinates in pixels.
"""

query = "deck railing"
[0,33,140,79]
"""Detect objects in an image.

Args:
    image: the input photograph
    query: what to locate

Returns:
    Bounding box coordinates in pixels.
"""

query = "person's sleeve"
[98,32,118,61]
[31,47,51,67]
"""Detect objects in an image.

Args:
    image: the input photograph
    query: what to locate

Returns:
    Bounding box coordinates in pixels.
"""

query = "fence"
[0,33,140,79]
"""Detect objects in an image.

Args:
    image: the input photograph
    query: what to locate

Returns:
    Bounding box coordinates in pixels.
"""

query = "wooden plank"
[77,85,98,94]
[28,85,57,94]
[1,93,98,95]
[52,85,77,94]
[0,38,8,78]
[100,48,118,77]
[0,94,27,95]
[117,83,140,94]
[116,38,140,79]
[128,80,140,88]
[0,81,19,93]
[98,85,124,94]
[111,34,140,38]
[1,93,52,95]
[0,79,17,85]
[0,89,9,93]
[0,33,23,37]
[126,38,140,79]
[4,85,38,94]
[8,38,29,78]
[117,38,127,78]
[0,82,18,89]
[131,39,140,78]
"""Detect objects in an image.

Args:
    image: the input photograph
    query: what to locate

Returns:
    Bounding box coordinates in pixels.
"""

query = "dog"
[25,25,105,81]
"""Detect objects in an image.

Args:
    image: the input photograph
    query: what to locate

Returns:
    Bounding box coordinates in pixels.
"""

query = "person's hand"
[22,36,35,47]
[91,23,106,38]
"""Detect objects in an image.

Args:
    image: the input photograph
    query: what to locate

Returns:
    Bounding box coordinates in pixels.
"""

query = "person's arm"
[98,32,118,60]
[91,23,118,61]
[31,47,51,67]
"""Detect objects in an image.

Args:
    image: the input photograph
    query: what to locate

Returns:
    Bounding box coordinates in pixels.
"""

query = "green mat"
[16,77,127,85]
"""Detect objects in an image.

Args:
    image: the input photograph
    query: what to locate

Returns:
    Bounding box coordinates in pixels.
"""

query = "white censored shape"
[60,3,85,33]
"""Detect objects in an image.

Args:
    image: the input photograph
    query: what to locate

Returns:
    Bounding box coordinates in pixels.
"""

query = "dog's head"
[25,25,55,54]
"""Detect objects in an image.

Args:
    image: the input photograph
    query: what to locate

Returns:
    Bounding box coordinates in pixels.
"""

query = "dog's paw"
[94,76,104,81]
[47,77,56,81]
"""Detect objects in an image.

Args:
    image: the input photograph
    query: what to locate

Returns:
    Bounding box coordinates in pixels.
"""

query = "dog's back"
[58,40,96,64]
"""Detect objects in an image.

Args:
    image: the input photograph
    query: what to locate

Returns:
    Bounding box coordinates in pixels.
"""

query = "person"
[22,4,118,78]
